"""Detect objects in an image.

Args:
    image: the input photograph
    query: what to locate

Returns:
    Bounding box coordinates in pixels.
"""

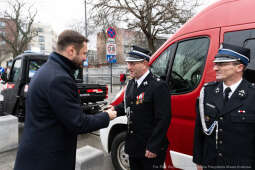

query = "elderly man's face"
[127,60,148,79]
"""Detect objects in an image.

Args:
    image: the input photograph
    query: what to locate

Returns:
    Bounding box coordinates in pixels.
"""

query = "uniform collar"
[223,78,242,98]
[135,70,150,87]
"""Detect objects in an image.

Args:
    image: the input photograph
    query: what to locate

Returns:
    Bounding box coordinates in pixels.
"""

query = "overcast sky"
[0,0,219,49]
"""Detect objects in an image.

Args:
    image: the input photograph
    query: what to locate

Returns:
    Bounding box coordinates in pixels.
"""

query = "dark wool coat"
[14,52,110,170]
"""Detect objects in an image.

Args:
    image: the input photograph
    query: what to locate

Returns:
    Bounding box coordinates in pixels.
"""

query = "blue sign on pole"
[83,58,88,67]
[0,67,4,73]
[107,55,117,63]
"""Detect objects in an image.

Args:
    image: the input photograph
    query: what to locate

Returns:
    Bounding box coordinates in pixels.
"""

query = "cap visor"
[125,56,144,62]
[214,54,239,63]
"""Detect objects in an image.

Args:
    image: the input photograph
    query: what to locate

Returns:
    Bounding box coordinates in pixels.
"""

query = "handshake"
[105,105,117,120]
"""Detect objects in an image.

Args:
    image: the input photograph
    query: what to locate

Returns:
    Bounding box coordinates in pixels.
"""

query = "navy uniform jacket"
[193,79,255,169]
[115,72,171,157]
[14,52,110,170]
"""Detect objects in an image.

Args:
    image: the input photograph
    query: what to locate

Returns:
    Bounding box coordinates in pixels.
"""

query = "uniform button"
[242,117,246,120]
[218,153,223,157]
[219,140,223,144]
[219,117,223,121]
[130,130,133,134]
[131,102,134,104]
[219,129,223,132]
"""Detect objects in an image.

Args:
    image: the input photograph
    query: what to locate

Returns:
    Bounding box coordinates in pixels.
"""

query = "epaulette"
[152,74,161,82]
[249,82,255,88]
[203,81,218,87]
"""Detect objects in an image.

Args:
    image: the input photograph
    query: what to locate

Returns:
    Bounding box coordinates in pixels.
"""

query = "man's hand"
[106,109,117,120]
[104,105,115,111]
[197,165,203,170]
[145,150,157,158]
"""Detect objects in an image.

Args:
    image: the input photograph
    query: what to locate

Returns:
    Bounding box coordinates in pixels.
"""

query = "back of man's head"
[57,30,88,53]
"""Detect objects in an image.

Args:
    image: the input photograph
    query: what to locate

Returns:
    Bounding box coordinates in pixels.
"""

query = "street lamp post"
[84,0,88,83]
[84,0,88,37]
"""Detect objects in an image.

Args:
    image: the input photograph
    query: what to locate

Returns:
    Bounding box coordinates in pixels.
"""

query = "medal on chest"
[136,92,145,105]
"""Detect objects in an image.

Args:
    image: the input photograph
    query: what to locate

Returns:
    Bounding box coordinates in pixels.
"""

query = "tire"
[111,131,130,170]
[0,101,4,116]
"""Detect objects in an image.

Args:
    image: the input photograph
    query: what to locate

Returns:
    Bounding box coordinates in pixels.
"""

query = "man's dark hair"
[57,30,89,53]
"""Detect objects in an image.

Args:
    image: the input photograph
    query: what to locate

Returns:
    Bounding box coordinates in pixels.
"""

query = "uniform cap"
[125,46,151,62]
[214,43,250,65]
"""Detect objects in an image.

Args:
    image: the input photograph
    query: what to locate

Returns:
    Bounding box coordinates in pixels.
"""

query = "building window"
[39,35,45,42]
[124,45,130,54]
[0,31,6,36]
[0,41,6,45]
[0,21,6,28]
[40,44,45,51]
[37,27,43,32]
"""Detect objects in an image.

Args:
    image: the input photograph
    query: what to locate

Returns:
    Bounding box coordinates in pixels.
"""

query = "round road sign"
[107,27,116,38]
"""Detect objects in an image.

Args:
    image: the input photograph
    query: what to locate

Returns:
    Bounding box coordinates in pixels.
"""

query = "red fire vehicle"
[100,0,255,169]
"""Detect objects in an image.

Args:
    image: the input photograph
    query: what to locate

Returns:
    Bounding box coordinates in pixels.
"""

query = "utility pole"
[84,0,88,83]
[84,0,88,37]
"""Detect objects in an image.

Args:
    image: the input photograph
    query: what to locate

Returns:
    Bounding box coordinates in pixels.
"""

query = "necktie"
[224,87,231,104]
[132,80,138,99]
[134,81,138,90]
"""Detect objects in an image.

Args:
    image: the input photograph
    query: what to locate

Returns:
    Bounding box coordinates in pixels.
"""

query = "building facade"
[0,18,16,66]
[28,23,57,54]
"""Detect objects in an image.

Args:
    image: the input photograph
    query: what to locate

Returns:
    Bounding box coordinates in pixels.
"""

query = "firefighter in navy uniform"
[110,46,171,170]
[193,43,255,170]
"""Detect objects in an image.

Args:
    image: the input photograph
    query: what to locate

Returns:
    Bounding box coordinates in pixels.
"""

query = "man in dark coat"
[110,46,171,170]
[14,30,116,170]
[193,43,255,170]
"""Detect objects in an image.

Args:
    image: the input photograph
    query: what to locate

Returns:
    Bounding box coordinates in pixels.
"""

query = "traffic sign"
[83,58,88,67]
[107,55,116,63]
[106,43,116,55]
[107,27,116,39]
[106,43,117,63]
[107,38,115,43]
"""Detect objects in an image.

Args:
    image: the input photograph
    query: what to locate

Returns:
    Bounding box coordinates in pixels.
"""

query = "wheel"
[111,132,130,170]
[0,101,3,116]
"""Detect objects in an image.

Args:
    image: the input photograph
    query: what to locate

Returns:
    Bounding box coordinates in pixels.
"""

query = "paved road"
[0,84,123,170]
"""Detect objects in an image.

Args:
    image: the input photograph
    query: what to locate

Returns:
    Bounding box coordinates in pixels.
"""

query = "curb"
[75,145,104,170]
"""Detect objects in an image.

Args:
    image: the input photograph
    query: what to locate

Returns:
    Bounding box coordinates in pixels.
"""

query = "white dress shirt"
[223,79,242,98]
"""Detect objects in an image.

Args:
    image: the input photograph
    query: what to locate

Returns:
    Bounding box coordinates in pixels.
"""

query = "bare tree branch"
[90,0,201,52]
[0,0,38,59]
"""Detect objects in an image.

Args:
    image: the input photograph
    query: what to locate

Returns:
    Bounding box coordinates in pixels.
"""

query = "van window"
[9,59,22,82]
[224,29,255,82]
[150,44,174,80]
[170,38,209,94]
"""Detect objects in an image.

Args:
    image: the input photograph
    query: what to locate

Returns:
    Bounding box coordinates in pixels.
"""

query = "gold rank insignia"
[136,92,145,105]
